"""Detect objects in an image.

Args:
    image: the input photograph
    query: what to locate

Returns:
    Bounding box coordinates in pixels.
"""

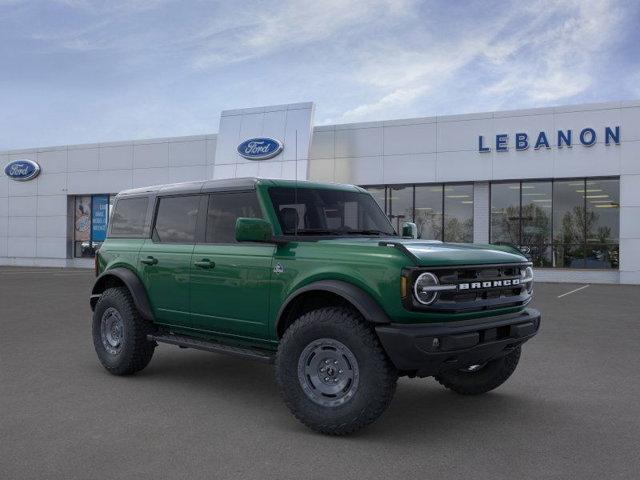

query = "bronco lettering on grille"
[458,278,520,290]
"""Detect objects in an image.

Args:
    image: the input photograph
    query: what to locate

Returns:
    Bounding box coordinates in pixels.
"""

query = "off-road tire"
[435,347,521,395]
[92,287,156,375]
[276,307,397,435]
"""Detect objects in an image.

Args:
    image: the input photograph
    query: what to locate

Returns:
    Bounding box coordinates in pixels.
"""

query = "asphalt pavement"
[1,267,639,479]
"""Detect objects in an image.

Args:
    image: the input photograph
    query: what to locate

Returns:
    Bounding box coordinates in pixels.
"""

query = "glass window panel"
[553,180,586,246]
[206,192,263,243]
[521,181,552,266]
[365,187,386,214]
[585,179,619,244]
[490,183,520,244]
[268,187,395,236]
[584,243,619,269]
[74,196,93,257]
[91,194,110,243]
[524,244,552,267]
[110,197,149,237]
[414,185,442,240]
[553,180,586,268]
[444,184,473,243]
[553,244,586,268]
[388,186,413,233]
[98,194,114,252]
[74,241,93,258]
[74,196,91,242]
[73,194,116,257]
[153,195,200,244]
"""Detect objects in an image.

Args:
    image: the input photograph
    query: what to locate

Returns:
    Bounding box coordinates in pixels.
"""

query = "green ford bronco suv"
[90,178,540,435]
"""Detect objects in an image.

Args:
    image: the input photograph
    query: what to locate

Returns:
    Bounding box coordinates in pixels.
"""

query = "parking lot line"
[557,284,590,298]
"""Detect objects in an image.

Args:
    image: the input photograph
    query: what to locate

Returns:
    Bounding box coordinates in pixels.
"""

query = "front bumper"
[375,308,541,377]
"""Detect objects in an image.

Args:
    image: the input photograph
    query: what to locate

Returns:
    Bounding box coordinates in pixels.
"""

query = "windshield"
[268,187,397,236]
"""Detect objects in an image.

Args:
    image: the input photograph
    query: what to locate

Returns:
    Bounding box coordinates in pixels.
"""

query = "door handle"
[194,259,215,269]
[141,256,158,266]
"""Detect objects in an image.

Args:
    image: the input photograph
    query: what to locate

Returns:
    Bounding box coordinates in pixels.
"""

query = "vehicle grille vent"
[420,264,531,313]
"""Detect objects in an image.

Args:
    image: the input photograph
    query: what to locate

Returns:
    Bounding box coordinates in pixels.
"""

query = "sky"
[1,0,639,150]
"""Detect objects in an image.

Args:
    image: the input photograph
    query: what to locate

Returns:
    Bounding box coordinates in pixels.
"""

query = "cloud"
[13,0,189,55]
[190,0,413,70]
[482,0,622,104]
[334,0,626,122]
[14,0,414,66]
[338,36,494,121]
[51,0,173,13]
[0,0,635,149]
[339,85,429,122]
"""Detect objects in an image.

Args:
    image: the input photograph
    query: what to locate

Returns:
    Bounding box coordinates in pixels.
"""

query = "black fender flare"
[90,268,155,321]
[275,280,391,335]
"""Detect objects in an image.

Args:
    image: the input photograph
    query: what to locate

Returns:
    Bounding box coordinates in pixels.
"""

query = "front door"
[139,194,203,328]
[190,191,274,338]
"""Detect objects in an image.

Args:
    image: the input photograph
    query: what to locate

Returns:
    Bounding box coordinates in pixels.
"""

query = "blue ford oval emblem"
[237,137,283,160]
[4,159,41,181]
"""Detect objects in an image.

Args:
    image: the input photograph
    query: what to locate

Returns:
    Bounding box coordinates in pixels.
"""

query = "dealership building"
[1,100,639,284]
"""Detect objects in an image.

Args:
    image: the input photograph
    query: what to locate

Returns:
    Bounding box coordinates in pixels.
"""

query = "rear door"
[190,191,275,338]
[139,194,204,328]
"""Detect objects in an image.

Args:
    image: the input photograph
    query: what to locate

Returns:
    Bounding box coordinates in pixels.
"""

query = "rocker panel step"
[147,333,275,364]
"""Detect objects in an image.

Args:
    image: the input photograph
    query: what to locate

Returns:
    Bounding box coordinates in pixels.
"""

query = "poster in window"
[91,195,109,242]
[75,196,91,242]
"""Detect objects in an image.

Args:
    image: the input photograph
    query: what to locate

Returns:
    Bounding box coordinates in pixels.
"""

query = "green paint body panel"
[190,243,275,337]
[97,238,145,274]
[95,179,531,348]
[138,239,194,328]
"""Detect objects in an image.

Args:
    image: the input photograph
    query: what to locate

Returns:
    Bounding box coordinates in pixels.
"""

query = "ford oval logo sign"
[237,137,283,160]
[4,159,41,181]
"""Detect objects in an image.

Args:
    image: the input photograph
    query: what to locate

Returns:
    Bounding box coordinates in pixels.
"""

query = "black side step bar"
[147,333,275,364]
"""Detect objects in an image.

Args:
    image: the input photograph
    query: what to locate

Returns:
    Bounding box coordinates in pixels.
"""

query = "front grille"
[407,263,532,313]
[438,265,524,302]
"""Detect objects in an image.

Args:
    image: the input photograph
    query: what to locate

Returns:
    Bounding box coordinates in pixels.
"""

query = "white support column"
[473,181,489,244]
[619,173,640,284]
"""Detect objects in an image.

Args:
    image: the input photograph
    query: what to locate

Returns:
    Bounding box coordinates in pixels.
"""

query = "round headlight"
[521,266,534,293]
[414,272,439,305]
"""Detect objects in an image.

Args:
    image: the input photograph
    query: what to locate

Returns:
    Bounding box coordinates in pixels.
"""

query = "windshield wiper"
[293,229,341,235]
[288,229,395,236]
[343,230,394,236]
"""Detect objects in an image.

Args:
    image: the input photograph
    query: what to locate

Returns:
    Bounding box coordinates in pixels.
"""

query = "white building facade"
[1,100,639,284]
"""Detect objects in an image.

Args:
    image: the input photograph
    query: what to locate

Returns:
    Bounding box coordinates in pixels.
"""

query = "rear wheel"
[92,287,156,375]
[435,347,521,395]
[276,307,397,435]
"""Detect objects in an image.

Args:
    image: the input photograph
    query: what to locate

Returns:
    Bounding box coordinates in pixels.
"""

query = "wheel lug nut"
[324,377,330,381]
[320,367,325,372]
[338,370,343,374]
[334,379,339,383]
[325,359,330,364]
[334,360,338,364]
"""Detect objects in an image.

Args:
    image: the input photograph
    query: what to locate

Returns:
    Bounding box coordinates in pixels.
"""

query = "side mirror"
[401,222,418,239]
[235,218,273,243]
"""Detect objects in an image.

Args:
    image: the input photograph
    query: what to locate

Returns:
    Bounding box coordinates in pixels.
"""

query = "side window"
[153,195,201,244]
[110,197,149,237]
[206,192,262,243]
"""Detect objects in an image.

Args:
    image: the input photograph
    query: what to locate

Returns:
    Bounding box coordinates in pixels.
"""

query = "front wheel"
[275,307,398,435]
[435,347,521,395]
